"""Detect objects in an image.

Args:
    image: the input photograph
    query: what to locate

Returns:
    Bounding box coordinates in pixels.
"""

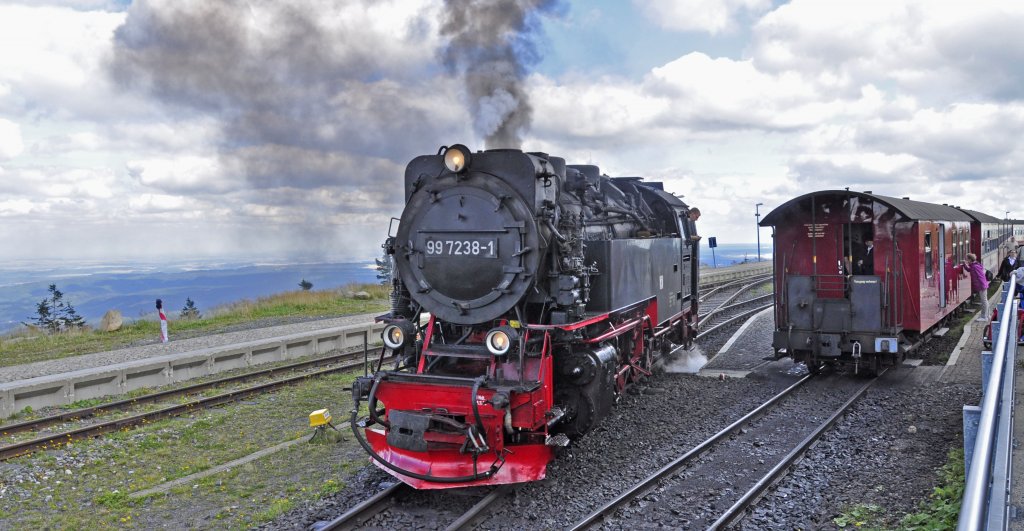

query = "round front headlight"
[383,324,405,349]
[443,144,471,173]
[485,327,517,356]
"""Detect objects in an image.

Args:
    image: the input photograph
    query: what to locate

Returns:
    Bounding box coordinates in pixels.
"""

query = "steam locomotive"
[350,145,699,489]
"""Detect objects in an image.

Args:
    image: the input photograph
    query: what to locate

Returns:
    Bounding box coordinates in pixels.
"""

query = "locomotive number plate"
[423,237,498,258]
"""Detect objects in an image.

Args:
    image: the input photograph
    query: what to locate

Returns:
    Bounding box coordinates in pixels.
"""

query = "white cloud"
[751,0,1024,102]
[0,119,24,158]
[0,5,127,120]
[635,0,771,34]
[126,156,235,194]
[127,193,191,213]
[0,198,35,216]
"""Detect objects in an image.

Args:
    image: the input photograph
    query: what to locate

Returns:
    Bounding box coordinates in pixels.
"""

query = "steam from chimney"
[106,1,463,258]
[440,0,562,150]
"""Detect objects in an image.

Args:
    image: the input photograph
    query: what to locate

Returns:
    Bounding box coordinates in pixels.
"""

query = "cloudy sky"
[1,0,1022,265]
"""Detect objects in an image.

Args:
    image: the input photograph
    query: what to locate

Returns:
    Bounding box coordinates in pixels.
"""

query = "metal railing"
[958,279,1018,530]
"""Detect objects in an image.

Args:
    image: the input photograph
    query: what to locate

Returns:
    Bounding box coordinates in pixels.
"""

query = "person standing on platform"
[156,298,168,343]
[998,249,1020,282]
[964,253,990,321]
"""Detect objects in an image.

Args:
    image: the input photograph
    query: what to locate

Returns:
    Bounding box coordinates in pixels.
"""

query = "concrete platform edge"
[0,321,385,418]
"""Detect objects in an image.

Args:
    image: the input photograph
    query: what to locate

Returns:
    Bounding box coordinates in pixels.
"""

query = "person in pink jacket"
[964,253,990,321]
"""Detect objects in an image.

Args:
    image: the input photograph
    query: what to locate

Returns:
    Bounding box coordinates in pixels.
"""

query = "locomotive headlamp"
[485,326,519,356]
[383,325,405,349]
[443,144,472,173]
[382,320,416,350]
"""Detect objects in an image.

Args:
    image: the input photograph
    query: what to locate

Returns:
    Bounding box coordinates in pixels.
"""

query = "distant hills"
[0,261,379,334]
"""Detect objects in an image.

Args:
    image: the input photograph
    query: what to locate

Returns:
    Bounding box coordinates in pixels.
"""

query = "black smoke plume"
[106,0,463,258]
[440,0,562,149]
[108,1,444,188]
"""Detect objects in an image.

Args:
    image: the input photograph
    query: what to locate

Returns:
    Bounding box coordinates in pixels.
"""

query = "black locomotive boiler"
[351,145,700,488]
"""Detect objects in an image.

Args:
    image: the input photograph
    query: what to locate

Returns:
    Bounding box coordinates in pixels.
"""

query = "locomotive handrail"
[958,280,1017,530]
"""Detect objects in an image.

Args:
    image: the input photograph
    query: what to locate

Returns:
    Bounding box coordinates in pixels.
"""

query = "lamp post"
[755,203,764,262]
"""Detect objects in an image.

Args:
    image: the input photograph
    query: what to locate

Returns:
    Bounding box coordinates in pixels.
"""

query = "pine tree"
[180,297,201,319]
[375,253,393,286]
[27,284,85,332]
[32,299,56,332]
[298,279,313,291]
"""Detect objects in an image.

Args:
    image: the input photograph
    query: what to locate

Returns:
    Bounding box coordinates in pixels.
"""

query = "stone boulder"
[99,310,123,332]
[353,291,372,300]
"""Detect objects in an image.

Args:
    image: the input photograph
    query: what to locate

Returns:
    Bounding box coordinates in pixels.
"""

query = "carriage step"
[545,434,570,447]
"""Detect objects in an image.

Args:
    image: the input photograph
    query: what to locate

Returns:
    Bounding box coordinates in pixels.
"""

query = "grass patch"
[0,284,389,368]
[0,369,372,529]
[898,448,965,530]
[832,448,965,530]
[319,478,344,497]
[833,503,883,529]
[255,497,297,524]
[96,489,136,510]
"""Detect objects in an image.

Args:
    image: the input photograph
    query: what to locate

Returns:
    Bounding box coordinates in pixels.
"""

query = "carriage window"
[924,232,933,279]
[954,228,962,261]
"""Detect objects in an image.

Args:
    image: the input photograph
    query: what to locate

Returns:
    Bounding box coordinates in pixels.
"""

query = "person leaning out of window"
[687,207,701,242]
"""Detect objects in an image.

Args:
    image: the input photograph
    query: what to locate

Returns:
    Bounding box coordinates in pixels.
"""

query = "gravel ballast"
[270,303,988,530]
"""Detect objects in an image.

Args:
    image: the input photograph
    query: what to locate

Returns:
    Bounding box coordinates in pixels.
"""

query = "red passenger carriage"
[760,191,975,373]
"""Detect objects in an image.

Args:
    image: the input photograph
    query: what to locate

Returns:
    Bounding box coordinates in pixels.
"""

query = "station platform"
[0,315,385,419]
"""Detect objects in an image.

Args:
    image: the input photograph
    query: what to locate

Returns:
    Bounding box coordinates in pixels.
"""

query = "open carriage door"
[938,224,947,308]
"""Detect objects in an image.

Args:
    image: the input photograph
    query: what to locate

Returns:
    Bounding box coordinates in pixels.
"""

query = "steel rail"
[699,286,772,324]
[698,274,772,304]
[444,486,511,531]
[318,484,509,531]
[708,371,883,529]
[0,346,376,437]
[318,483,404,530]
[696,301,772,340]
[0,355,391,461]
[569,373,814,530]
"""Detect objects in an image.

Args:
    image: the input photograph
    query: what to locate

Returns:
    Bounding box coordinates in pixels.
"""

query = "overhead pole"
[756,203,764,262]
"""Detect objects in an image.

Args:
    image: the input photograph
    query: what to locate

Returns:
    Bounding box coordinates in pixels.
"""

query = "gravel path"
[0,313,381,383]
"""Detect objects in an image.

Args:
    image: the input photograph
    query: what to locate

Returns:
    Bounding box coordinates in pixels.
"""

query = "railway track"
[569,370,883,530]
[317,483,510,531]
[0,346,391,461]
[696,275,773,341]
[698,274,771,317]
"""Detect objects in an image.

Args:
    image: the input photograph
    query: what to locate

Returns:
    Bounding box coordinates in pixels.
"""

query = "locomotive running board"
[380,372,541,392]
